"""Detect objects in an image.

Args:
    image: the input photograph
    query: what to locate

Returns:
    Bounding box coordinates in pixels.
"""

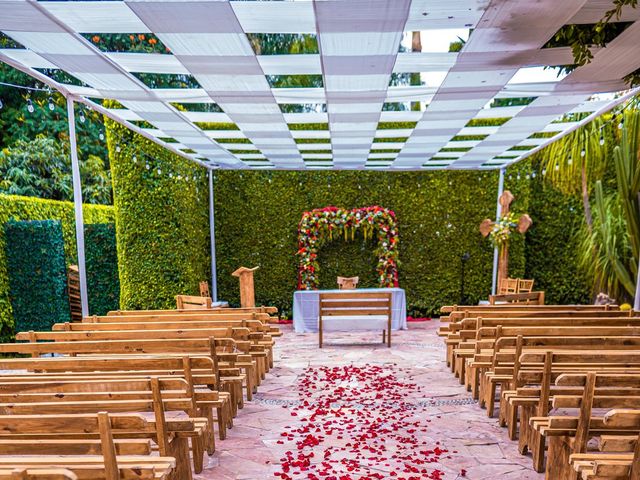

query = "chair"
[337,276,359,290]
[517,279,534,293]
[318,292,392,348]
[199,281,210,298]
[498,278,519,294]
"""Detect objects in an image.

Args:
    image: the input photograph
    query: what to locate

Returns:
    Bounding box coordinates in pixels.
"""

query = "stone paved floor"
[195,320,545,480]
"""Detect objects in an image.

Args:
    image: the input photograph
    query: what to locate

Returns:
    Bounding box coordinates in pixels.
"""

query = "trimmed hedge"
[105,119,210,309]
[4,220,70,333]
[0,194,114,341]
[85,223,119,315]
[214,170,515,317]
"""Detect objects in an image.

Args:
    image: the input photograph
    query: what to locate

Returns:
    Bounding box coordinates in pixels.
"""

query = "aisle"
[197,321,544,480]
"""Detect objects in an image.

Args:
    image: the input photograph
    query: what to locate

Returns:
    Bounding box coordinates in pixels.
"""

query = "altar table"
[292,288,407,333]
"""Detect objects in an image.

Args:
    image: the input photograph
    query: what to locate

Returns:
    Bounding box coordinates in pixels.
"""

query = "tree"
[540,115,611,230]
[0,136,111,204]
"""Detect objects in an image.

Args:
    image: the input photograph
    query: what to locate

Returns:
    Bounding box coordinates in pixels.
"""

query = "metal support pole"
[67,97,89,317]
[491,168,505,295]
[208,170,218,302]
[634,257,640,312]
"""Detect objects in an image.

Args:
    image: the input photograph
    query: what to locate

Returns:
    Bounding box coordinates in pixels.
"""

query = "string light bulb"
[132,154,137,163]
[115,144,121,153]
[99,132,104,141]
[47,97,54,111]
[554,163,559,171]
[531,172,537,178]
[26,99,34,113]
[599,134,605,146]
[580,148,585,157]
[79,110,85,123]
[568,154,573,165]
[542,169,547,176]
[618,117,624,129]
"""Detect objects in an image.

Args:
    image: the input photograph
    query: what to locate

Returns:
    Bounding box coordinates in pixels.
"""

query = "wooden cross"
[479,190,532,289]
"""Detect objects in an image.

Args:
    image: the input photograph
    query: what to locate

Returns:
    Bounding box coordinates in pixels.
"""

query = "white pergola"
[1,0,640,311]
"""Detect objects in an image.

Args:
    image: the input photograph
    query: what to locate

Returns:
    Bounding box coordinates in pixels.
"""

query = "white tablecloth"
[292,288,407,333]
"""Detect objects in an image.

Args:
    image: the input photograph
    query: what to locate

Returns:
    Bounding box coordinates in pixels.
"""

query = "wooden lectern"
[232,266,259,308]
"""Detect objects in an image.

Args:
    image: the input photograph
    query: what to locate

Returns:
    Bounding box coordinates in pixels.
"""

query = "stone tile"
[194,321,544,479]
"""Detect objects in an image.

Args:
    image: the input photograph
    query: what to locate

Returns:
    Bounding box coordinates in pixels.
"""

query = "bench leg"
[191,436,205,474]
[216,406,227,440]
[166,436,192,480]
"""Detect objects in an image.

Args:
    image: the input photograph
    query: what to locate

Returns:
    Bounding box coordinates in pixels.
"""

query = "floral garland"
[297,206,399,290]
[489,212,519,248]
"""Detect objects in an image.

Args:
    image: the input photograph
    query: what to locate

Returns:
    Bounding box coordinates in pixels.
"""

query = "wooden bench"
[570,430,640,480]
[109,306,279,316]
[0,468,78,479]
[0,412,175,480]
[488,291,545,305]
[318,292,392,348]
[9,332,258,408]
[175,295,211,309]
[0,378,206,478]
[0,355,232,441]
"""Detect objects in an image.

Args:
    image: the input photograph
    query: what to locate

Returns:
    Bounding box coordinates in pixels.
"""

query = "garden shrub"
[4,219,70,334]
[85,223,120,315]
[104,118,210,309]
[0,194,114,341]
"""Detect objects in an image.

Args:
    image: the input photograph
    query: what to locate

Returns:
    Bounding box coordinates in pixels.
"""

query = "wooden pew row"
[440,304,619,315]
[0,355,233,440]
[13,330,261,405]
[108,306,278,316]
[507,353,640,474]
[0,377,209,478]
[0,468,78,480]
[459,327,640,396]
[466,333,640,405]
[51,320,277,371]
[439,309,633,337]
[530,374,640,479]
[445,317,640,370]
[0,412,176,480]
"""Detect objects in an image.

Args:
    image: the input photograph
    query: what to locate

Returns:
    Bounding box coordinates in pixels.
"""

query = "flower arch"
[296,206,399,290]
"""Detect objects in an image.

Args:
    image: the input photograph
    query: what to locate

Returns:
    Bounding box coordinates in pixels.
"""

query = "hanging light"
[99,132,105,141]
[145,163,150,170]
[542,169,547,176]
[618,117,624,129]
[132,154,137,163]
[568,154,573,165]
[554,163,559,171]
[115,144,121,153]
[47,97,55,111]
[532,172,537,178]
[580,148,585,157]
[26,98,34,113]
[517,174,521,180]
[157,168,162,175]
[599,133,605,146]
[79,110,86,123]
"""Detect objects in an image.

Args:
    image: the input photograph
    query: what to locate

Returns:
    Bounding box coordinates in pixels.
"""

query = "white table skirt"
[292,288,408,333]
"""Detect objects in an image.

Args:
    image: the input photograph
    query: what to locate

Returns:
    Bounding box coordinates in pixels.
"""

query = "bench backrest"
[319,292,392,318]
[53,319,270,333]
[175,295,211,310]
[85,312,272,323]
[107,306,278,316]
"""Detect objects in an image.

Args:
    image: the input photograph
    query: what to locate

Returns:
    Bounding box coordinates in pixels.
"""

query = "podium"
[232,266,259,308]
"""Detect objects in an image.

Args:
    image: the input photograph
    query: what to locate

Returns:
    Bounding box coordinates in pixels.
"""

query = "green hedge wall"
[525,165,592,304]
[0,194,114,341]
[85,223,120,315]
[4,220,70,333]
[105,119,210,309]
[214,170,525,317]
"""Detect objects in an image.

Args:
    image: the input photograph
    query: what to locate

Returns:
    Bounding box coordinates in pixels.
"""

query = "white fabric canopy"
[1,0,639,170]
